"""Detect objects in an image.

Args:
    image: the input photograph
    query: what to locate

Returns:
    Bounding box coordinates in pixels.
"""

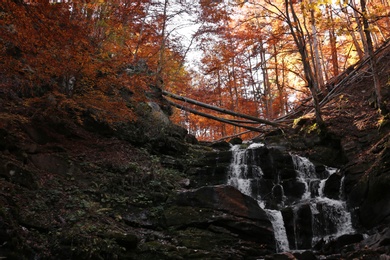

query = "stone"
[184,133,198,144]
[323,172,342,199]
[1,161,38,189]
[360,227,390,249]
[272,184,284,203]
[175,185,271,222]
[322,233,364,254]
[229,137,243,145]
[295,203,314,249]
[351,171,390,229]
[210,141,231,150]
[30,153,76,176]
[166,185,276,252]
[293,250,317,260]
[282,179,306,202]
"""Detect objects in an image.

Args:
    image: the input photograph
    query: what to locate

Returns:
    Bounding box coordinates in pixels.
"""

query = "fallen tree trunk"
[167,100,264,133]
[163,90,282,127]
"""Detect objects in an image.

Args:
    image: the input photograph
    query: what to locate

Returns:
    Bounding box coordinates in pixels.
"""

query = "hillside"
[1,43,390,260]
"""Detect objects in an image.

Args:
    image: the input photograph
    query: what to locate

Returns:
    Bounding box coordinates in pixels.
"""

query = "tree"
[281,0,325,127]
[359,0,384,113]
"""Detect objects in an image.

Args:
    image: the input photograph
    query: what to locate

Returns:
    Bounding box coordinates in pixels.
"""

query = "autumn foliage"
[0,0,189,124]
[1,0,390,140]
[169,0,390,140]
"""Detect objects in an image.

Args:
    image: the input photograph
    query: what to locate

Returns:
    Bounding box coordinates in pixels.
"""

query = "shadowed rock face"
[346,144,390,229]
[164,185,276,256]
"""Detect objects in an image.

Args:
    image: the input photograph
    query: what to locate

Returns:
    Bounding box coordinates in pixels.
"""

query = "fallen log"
[167,100,264,133]
[163,90,282,127]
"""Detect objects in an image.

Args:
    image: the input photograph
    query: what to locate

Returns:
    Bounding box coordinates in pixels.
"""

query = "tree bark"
[327,5,339,77]
[360,0,383,112]
[166,100,264,133]
[285,0,325,128]
[163,90,283,127]
[309,2,325,93]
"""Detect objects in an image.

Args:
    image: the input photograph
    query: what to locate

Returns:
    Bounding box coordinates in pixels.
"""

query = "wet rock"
[229,137,243,145]
[265,252,296,260]
[309,179,321,198]
[165,185,276,254]
[250,146,295,181]
[282,179,306,202]
[348,147,390,229]
[281,207,296,250]
[322,233,364,254]
[295,203,314,249]
[360,227,390,250]
[293,250,317,260]
[175,185,271,222]
[186,165,229,188]
[209,140,231,150]
[323,172,342,199]
[272,184,284,203]
[185,150,231,188]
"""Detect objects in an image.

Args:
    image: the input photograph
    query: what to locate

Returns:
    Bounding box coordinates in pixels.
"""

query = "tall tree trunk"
[259,37,272,119]
[351,0,368,57]
[156,0,169,87]
[360,0,384,113]
[310,4,325,93]
[327,5,339,77]
[285,0,325,127]
[341,3,365,59]
[273,43,285,116]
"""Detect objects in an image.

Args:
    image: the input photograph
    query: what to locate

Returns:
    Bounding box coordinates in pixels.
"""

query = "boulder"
[360,227,390,250]
[321,233,364,254]
[229,137,243,145]
[185,150,232,188]
[295,203,314,249]
[347,146,390,229]
[164,185,276,255]
[323,172,342,199]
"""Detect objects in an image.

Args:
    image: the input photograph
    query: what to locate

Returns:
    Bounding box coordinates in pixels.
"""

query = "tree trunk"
[285,0,325,127]
[162,90,283,127]
[167,100,264,133]
[351,0,368,57]
[310,5,325,93]
[156,0,169,85]
[327,5,339,77]
[360,0,384,113]
[259,37,272,119]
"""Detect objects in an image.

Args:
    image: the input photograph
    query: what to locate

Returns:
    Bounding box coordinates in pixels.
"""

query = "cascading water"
[227,143,355,252]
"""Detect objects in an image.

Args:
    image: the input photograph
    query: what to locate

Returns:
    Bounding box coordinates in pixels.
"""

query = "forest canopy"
[1,0,389,140]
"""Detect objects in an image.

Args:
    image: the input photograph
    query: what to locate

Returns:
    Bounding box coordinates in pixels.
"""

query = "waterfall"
[227,144,355,252]
[266,209,290,252]
[227,143,264,197]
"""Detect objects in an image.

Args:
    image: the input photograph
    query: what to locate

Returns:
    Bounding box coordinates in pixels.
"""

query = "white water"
[227,144,263,197]
[227,145,355,252]
[265,209,290,252]
[292,155,317,200]
[291,155,355,247]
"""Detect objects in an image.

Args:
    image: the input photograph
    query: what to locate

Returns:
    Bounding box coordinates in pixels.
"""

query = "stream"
[227,143,355,252]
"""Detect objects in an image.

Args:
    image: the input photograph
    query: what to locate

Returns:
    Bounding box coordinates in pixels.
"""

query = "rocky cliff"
[1,53,390,259]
